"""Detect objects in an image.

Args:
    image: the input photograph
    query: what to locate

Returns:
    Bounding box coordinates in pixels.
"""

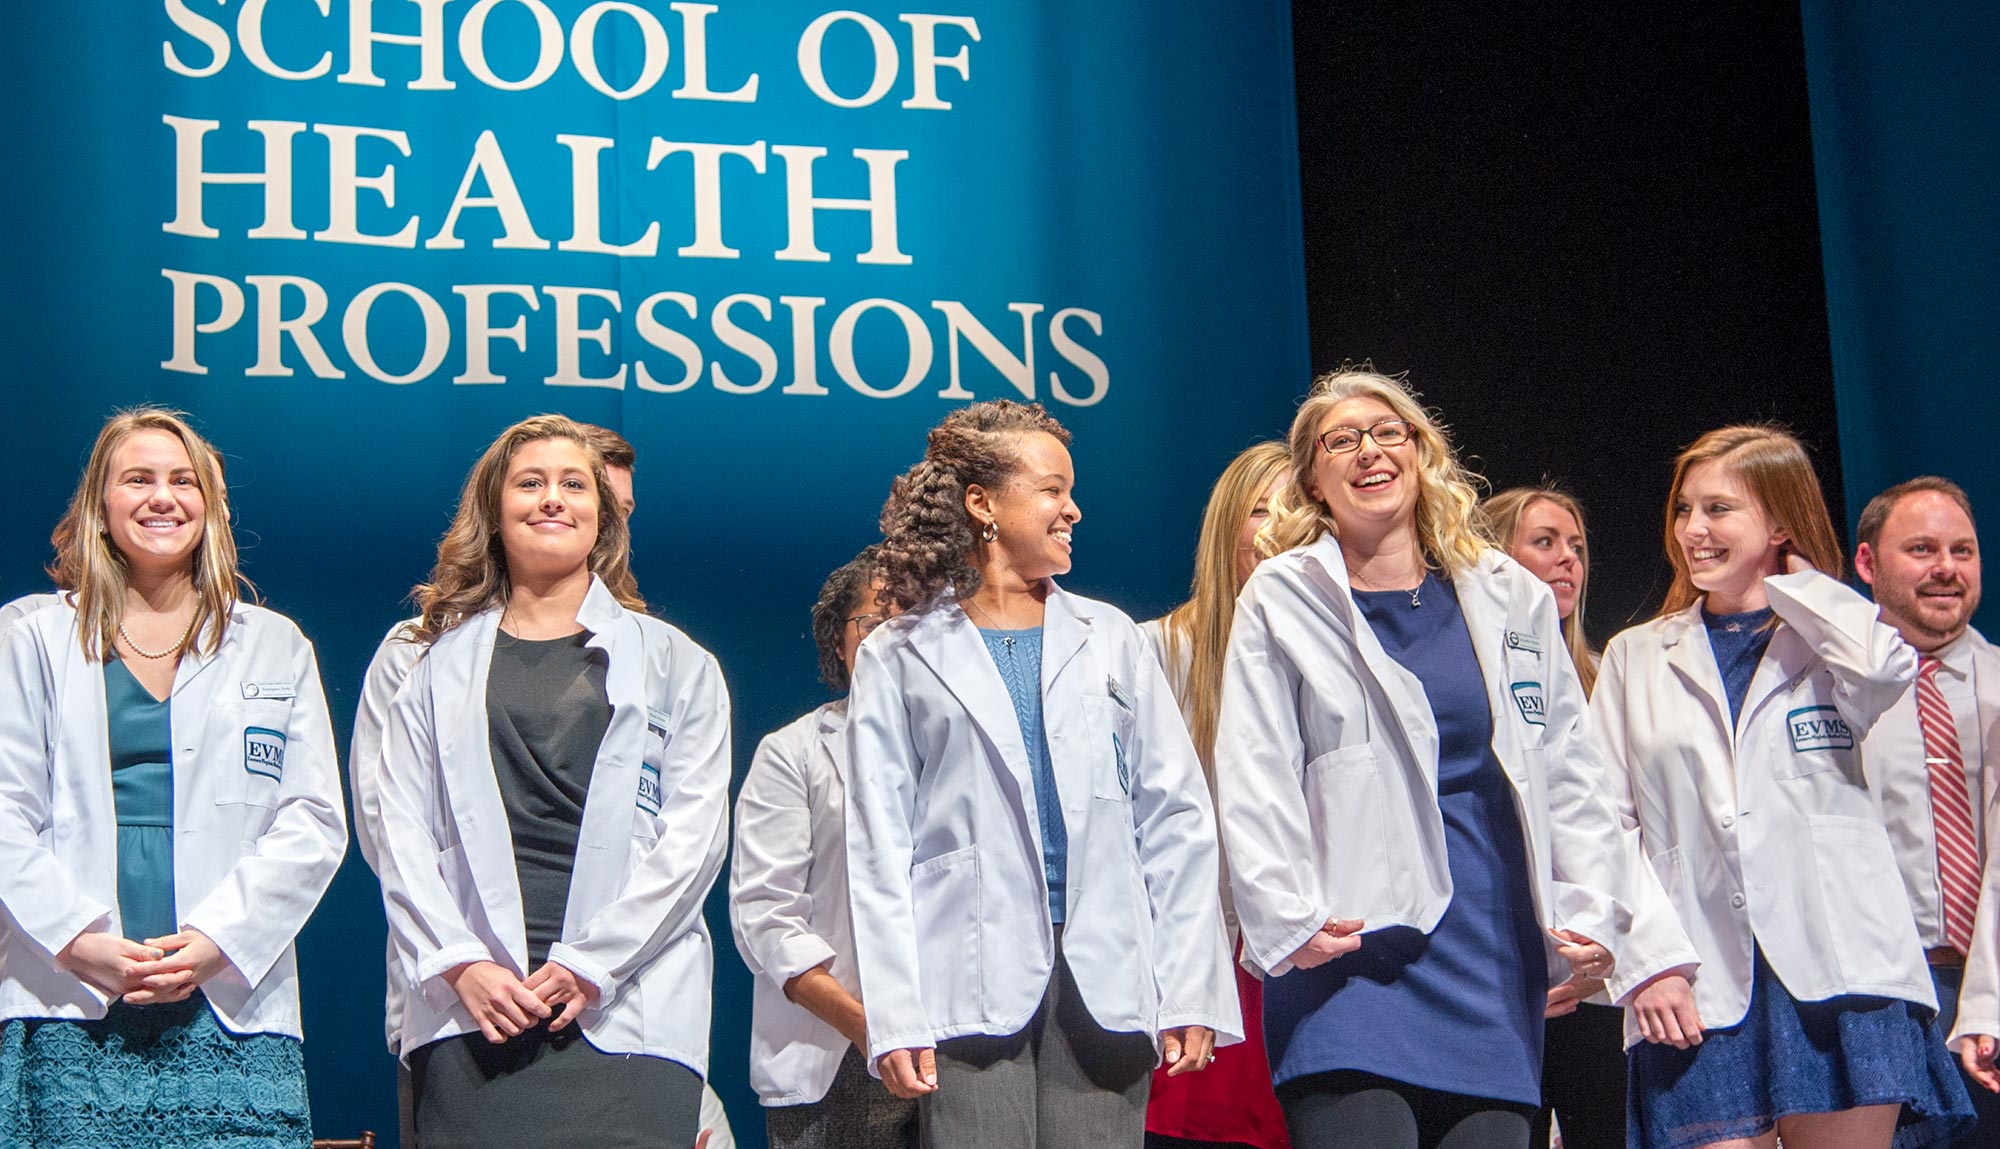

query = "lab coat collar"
[1660,600,1735,742]
[905,580,1093,805]
[172,601,252,698]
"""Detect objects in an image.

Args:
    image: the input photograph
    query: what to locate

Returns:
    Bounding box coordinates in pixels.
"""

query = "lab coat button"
[1721,814,1735,829]
[1730,893,1745,910]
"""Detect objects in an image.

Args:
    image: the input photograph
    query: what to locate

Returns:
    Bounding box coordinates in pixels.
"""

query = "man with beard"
[1857,475,1996,1141]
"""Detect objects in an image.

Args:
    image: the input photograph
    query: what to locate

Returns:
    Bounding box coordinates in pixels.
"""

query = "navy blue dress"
[1264,573,1546,1106]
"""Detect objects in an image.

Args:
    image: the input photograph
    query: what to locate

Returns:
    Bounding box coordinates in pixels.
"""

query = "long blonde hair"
[1160,442,1290,770]
[412,415,643,642]
[1657,424,1843,618]
[1260,367,1488,575]
[1482,486,1598,695]
[48,408,246,662]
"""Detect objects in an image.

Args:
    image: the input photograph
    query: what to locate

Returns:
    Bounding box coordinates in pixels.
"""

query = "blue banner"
[1,3,1307,1143]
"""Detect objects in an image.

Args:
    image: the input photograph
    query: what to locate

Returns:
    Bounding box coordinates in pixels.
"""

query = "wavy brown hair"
[811,545,881,692]
[876,400,1073,613]
[412,415,643,642]
[1482,485,1598,696]
[1261,367,1489,575]
[50,408,249,661]
[1159,442,1291,771]
[1656,424,1843,618]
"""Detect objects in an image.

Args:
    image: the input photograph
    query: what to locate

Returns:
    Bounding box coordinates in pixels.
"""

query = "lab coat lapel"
[430,606,529,973]
[1040,583,1090,696]
[170,609,236,698]
[1299,535,1440,787]
[906,600,1037,802]
[1455,556,1528,784]
[567,578,641,938]
[1041,585,1095,829]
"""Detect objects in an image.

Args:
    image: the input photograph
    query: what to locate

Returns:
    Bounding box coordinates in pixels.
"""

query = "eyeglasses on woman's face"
[1316,419,1413,455]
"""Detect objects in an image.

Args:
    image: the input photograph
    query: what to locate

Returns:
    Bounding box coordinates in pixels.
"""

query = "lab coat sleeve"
[348,622,423,876]
[842,641,934,1063]
[183,628,350,987]
[1213,591,1327,978]
[1125,632,1243,1044]
[374,656,496,996]
[0,621,114,963]
[1535,600,1700,1004]
[545,650,732,1001]
[728,723,839,987]
[1949,800,2000,1048]
[1765,569,1916,735]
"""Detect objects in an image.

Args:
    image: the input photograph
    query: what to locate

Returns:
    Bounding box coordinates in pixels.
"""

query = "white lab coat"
[1593,569,1930,1041]
[349,616,425,1053]
[0,601,348,1036]
[843,583,1241,1067]
[730,701,863,1105]
[0,593,62,634]
[374,577,731,1071]
[1216,536,1697,1011]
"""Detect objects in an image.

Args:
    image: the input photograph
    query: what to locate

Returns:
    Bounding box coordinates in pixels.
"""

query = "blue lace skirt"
[0,993,310,1149]
[1629,950,1972,1149]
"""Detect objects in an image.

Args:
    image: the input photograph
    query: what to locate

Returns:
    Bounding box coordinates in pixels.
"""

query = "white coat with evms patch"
[842,582,1242,1068]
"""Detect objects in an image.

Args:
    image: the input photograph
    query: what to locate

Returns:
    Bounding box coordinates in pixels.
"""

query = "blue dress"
[0,659,311,1149]
[1626,607,1973,1149]
[1263,574,1547,1106]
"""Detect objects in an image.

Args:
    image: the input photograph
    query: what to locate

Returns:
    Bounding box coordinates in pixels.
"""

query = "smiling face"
[497,437,600,583]
[1308,396,1420,542]
[1674,458,1787,612]
[1858,490,1982,650]
[1507,498,1587,620]
[102,428,206,577]
[972,431,1081,583]
[1233,474,1282,589]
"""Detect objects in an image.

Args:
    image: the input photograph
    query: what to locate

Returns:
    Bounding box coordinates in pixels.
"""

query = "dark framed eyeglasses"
[845,612,886,637]
[1317,419,1414,455]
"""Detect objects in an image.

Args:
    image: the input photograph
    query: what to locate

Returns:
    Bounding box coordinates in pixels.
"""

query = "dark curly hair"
[811,545,881,692]
[876,400,1073,613]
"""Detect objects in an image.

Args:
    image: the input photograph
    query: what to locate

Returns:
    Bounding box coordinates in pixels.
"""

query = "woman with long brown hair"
[843,399,1239,1148]
[373,414,731,1149]
[1142,440,1293,1149]
[1595,425,1971,1149]
[0,408,347,1147]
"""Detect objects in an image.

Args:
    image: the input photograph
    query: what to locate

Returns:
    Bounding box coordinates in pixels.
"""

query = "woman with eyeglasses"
[1216,369,1698,1149]
[730,546,919,1149]
[844,399,1239,1148]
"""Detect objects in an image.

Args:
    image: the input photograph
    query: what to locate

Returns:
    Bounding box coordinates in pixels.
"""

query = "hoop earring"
[980,521,998,543]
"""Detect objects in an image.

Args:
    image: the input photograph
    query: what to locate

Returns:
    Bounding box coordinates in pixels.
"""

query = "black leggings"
[1279,1071,1534,1149]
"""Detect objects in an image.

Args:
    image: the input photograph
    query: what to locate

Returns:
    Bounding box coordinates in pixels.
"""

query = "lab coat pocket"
[1772,680,1860,782]
[910,845,982,1019]
[216,699,293,808]
[1808,815,1920,988]
[1082,697,1134,801]
[1303,743,1403,914]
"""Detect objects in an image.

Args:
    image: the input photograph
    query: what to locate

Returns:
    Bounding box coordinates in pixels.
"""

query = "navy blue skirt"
[1629,950,1973,1149]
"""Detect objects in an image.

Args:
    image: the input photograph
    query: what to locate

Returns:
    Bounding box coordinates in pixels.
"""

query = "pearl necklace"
[118,615,194,660]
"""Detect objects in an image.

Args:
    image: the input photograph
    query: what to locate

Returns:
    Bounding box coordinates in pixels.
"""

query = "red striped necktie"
[1919,655,1981,955]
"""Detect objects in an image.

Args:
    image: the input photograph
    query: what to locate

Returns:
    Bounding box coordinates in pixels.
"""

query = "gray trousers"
[922,934,1156,1148]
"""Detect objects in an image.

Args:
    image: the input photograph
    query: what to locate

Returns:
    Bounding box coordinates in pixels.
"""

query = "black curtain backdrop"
[1290,3,1844,644]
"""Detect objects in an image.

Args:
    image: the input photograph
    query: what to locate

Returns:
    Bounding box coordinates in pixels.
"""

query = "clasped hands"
[57,927,228,1005]
[444,958,600,1044]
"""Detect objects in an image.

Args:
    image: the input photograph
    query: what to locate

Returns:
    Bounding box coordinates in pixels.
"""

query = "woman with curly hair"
[0,408,347,1148]
[1216,369,1699,1149]
[731,545,919,1149]
[844,399,1240,1148]
[373,414,731,1149]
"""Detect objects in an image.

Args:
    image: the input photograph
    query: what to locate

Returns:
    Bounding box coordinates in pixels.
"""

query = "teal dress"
[0,659,312,1148]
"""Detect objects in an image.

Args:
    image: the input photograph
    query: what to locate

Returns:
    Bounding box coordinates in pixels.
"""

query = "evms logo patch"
[636,762,663,816]
[1787,706,1854,753]
[1510,681,1547,726]
[243,726,285,780]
